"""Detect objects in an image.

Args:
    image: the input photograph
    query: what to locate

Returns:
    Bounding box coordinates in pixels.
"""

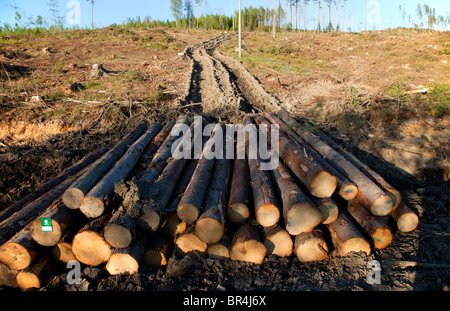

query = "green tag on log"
[40,218,53,232]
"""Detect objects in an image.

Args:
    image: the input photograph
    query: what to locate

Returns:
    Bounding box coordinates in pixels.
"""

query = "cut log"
[310,196,339,225]
[80,122,162,218]
[0,146,107,224]
[63,121,147,210]
[162,212,187,236]
[71,215,112,266]
[0,163,89,246]
[177,123,222,224]
[103,206,137,249]
[390,203,420,233]
[175,226,207,257]
[137,115,190,183]
[327,212,372,256]
[243,116,280,227]
[293,229,329,262]
[105,235,146,275]
[264,112,357,201]
[227,125,251,224]
[230,223,267,264]
[348,198,394,249]
[271,161,323,235]
[52,242,76,263]
[277,108,393,216]
[142,232,174,267]
[263,226,293,257]
[207,235,230,260]
[195,149,231,245]
[0,263,18,287]
[0,229,40,270]
[29,201,81,247]
[15,255,55,290]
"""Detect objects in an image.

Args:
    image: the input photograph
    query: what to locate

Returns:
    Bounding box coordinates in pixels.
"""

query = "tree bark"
[294,229,329,262]
[243,116,280,227]
[390,203,419,233]
[277,108,393,216]
[263,225,293,257]
[271,160,323,235]
[327,212,371,256]
[71,215,112,266]
[15,255,55,290]
[264,111,357,201]
[63,121,147,210]
[230,223,267,264]
[177,123,222,224]
[0,146,107,224]
[80,122,162,218]
[227,125,251,224]
[347,198,394,249]
[103,206,137,249]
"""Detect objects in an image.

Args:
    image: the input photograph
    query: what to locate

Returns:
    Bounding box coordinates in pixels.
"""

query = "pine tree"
[170,0,183,28]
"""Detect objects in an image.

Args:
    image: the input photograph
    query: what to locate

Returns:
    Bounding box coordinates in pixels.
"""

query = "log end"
[396,213,420,233]
[264,229,293,257]
[256,203,280,227]
[15,271,40,290]
[372,227,394,249]
[105,253,139,275]
[371,195,394,217]
[0,243,32,270]
[316,201,339,225]
[103,225,133,249]
[230,240,267,264]
[0,263,18,288]
[177,203,200,225]
[52,242,76,263]
[207,244,230,260]
[142,249,169,267]
[72,231,112,266]
[162,212,186,236]
[309,170,338,199]
[338,237,371,257]
[227,203,250,224]
[62,187,84,210]
[30,218,62,247]
[294,232,329,262]
[175,233,207,256]
[138,206,161,231]
[195,218,225,244]
[339,184,358,201]
[285,202,323,235]
[80,196,105,218]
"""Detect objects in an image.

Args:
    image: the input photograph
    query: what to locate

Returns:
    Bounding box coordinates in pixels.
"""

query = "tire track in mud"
[176,34,285,121]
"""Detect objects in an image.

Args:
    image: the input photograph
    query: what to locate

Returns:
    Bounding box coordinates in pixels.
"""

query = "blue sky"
[1,0,449,31]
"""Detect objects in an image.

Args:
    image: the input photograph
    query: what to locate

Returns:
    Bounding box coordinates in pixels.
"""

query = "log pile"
[0,110,420,290]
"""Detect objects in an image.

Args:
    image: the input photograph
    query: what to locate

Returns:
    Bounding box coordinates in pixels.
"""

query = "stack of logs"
[0,109,420,290]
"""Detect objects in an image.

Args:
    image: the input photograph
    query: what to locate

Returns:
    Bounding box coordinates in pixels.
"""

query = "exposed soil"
[0,28,449,292]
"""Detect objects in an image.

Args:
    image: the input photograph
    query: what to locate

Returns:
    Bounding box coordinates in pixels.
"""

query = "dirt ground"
[0,27,449,291]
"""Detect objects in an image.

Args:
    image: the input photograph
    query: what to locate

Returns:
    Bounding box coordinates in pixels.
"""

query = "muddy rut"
[176,34,286,120]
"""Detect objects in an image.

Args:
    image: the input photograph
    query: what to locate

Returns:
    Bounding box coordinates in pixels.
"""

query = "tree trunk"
[277,108,393,216]
[62,121,147,210]
[142,232,174,267]
[294,229,329,262]
[243,116,280,227]
[263,225,293,257]
[103,206,137,249]
[230,223,267,264]
[0,146,107,224]
[175,226,207,257]
[105,234,146,275]
[264,112,357,201]
[271,161,323,235]
[80,122,162,218]
[29,201,81,247]
[390,203,419,233]
[327,212,371,256]
[52,242,76,263]
[15,255,55,290]
[195,154,231,244]
[71,215,112,266]
[347,198,394,249]
[177,123,222,224]
[310,196,339,225]
[0,228,40,270]
[227,125,251,224]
